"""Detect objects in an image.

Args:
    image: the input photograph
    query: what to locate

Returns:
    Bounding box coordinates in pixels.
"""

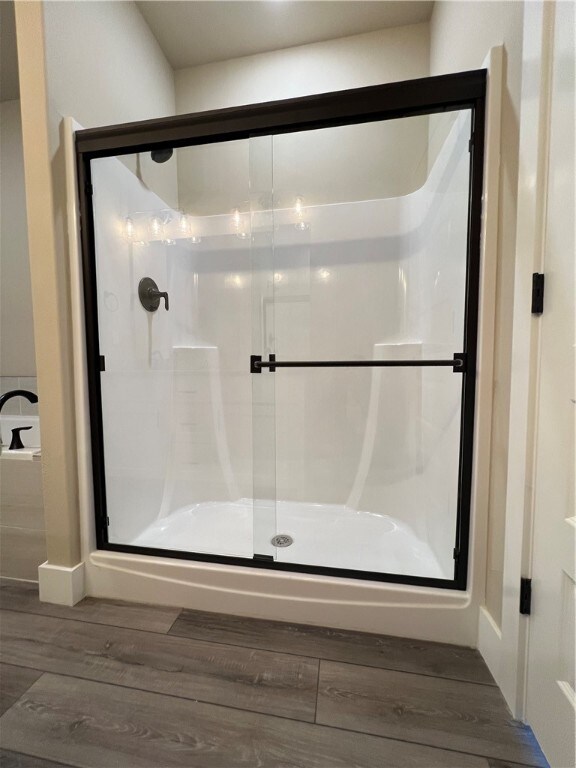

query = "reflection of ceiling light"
[179,212,202,243]
[227,274,243,289]
[232,207,249,240]
[148,211,176,244]
[179,213,192,235]
[126,209,201,246]
[318,268,331,281]
[124,217,135,241]
[294,195,310,231]
[123,215,146,245]
[150,216,162,237]
[273,272,283,283]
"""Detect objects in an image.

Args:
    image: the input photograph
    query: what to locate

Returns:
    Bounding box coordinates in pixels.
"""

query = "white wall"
[431,0,525,627]
[43,1,174,140]
[175,24,430,113]
[0,100,35,378]
[43,1,178,206]
[174,24,430,216]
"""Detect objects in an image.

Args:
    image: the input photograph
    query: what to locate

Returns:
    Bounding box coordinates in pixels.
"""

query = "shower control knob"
[138,277,169,312]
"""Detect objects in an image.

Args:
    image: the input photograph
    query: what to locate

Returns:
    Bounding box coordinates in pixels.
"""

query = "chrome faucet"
[0,389,38,453]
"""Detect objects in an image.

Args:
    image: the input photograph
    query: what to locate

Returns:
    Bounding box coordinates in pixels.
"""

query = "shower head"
[151,148,173,164]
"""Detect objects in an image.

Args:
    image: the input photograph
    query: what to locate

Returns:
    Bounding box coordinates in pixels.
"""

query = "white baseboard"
[478,605,503,684]
[38,561,86,606]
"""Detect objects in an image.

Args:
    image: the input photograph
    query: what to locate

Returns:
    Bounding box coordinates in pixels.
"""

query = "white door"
[525,2,576,766]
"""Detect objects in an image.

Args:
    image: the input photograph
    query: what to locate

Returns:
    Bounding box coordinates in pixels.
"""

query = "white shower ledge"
[1,447,41,461]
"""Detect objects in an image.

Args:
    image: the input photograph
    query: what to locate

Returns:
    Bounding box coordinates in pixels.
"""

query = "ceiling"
[137,1,434,70]
[0,1,434,103]
[0,1,19,101]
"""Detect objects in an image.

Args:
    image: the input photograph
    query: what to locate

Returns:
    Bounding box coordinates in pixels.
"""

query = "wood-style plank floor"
[0,579,549,768]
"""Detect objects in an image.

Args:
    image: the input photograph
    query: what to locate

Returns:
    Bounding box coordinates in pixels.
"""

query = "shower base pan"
[129,499,448,580]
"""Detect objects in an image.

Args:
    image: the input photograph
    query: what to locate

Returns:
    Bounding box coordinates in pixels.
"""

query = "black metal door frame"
[76,70,486,590]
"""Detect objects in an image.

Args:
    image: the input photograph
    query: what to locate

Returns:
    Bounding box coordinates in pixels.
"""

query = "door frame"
[76,70,486,590]
[479,3,575,749]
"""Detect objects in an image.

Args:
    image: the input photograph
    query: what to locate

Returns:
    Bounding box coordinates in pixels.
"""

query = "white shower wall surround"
[90,110,470,581]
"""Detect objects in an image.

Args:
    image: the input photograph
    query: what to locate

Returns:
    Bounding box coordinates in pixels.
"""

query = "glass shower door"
[90,138,262,560]
[254,109,474,582]
[81,72,484,588]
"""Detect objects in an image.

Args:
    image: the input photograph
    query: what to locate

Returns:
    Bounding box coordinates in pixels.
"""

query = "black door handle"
[250,353,466,373]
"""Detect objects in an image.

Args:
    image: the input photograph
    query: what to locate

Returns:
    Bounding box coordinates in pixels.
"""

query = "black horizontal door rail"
[250,353,466,373]
[76,70,486,158]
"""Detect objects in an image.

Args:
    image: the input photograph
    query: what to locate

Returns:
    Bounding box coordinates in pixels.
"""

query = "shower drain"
[271,534,294,548]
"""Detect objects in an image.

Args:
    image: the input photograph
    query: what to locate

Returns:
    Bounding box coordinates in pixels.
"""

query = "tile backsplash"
[0,377,39,416]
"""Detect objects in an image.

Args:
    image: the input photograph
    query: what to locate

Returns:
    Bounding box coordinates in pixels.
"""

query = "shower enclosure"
[77,71,485,589]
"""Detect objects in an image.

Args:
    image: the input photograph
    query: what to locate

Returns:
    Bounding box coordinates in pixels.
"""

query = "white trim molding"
[474,44,504,681]
[38,561,86,606]
[497,0,556,720]
[478,606,503,682]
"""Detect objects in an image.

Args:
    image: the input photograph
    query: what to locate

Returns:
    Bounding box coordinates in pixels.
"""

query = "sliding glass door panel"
[90,140,256,558]
[257,109,473,579]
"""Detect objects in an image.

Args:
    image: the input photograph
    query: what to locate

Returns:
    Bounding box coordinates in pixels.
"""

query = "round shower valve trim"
[138,277,170,312]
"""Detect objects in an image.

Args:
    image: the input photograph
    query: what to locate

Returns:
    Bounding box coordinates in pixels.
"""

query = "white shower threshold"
[128,498,449,580]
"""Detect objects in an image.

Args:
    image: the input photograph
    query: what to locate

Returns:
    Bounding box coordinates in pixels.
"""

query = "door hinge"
[520,577,532,615]
[531,273,545,315]
[253,554,274,562]
[453,547,460,560]
[85,181,93,196]
[106,516,110,526]
[468,134,475,152]
[99,355,106,372]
